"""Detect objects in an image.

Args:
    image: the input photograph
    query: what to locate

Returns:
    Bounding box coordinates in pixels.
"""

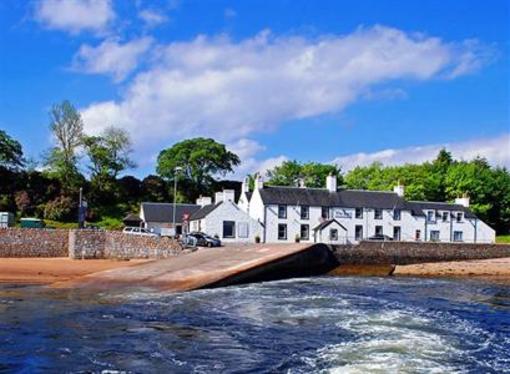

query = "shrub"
[43,195,75,221]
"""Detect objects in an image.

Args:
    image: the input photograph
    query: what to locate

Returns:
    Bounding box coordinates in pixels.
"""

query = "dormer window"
[278,205,287,219]
[393,209,401,221]
[300,205,309,220]
[427,210,435,223]
[456,212,463,223]
[374,208,383,220]
[321,207,329,219]
[442,212,449,222]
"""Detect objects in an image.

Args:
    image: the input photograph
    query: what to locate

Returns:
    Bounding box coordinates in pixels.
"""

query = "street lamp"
[172,166,183,237]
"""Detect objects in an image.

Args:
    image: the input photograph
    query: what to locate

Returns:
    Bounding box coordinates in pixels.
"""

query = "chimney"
[326,173,337,192]
[297,177,305,188]
[393,182,405,197]
[214,191,224,204]
[242,176,250,193]
[223,189,235,202]
[455,194,470,208]
[196,196,212,207]
[254,174,264,190]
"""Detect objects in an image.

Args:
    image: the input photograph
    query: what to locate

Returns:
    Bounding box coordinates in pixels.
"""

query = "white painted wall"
[249,195,495,244]
[190,201,263,243]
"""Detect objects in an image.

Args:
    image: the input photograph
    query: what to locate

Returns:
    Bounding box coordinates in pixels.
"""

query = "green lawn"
[496,235,510,244]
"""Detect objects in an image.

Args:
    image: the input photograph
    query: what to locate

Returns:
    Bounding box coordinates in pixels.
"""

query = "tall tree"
[0,129,23,169]
[266,160,342,188]
[156,138,240,200]
[45,100,84,189]
[83,126,135,200]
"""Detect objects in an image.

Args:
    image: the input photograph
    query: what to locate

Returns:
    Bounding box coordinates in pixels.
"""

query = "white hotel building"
[236,174,495,244]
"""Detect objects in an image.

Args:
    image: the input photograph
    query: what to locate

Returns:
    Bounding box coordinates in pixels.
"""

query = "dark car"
[187,232,222,247]
[367,234,393,241]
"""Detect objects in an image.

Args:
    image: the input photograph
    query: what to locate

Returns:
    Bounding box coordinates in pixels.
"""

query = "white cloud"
[224,8,237,18]
[72,37,153,82]
[332,133,510,171]
[226,139,288,179]
[80,25,490,163]
[138,9,168,28]
[34,0,115,34]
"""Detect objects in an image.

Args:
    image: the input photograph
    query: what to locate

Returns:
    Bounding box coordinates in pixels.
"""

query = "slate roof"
[243,191,253,201]
[313,219,347,232]
[259,186,405,209]
[405,201,476,218]
[189,202,222,220]
[141,203,200,223]
[123,213,141,222]
[258,186,477,218]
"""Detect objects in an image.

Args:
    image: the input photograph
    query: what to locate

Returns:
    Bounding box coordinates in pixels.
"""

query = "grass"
[496,235,510,244]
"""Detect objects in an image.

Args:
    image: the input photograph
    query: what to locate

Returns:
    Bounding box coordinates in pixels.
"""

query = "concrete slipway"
[53,242,510,292]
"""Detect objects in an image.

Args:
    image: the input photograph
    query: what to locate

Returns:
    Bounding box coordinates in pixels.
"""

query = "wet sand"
[394,257,510,283]
[0,258,151,284]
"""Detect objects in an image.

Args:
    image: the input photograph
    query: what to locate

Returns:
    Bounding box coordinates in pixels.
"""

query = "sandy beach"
[0,258,151,284]
[394,257,510,283]
[0,257,509,285]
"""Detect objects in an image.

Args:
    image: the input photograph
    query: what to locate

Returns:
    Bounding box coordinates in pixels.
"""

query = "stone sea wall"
[0,228,69,257]
[332,241,510,265]
[1,228,182,259]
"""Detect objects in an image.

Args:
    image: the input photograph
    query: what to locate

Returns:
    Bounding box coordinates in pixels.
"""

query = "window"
[375,225,383,236]
[300,205,309,220]
[355,208,363,219]
[454,231,463,242]
[427,210,435,223]
[442,212,449,222]
[456,212,463,223]
[278,205,287,219]
[278,224,287,240]
[415,230,421,241]
[393,209,401,221]
[330,228,338,241]
[374,208,383,220]
[430,230,440,242]
[393,226,401,241]
[223,221,235,238]
[355,225,363,241]
[238,222,249,238]
[300,224,310,240]
[321,207,329,219]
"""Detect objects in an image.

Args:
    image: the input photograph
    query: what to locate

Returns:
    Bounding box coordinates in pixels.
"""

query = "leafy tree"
[156,138,240,200]
[0,129,23,169]
[43,195,75,221]
[266,160,342,188]
[141,175,170,202]
[45,100,84,190]
[83,126,135,200]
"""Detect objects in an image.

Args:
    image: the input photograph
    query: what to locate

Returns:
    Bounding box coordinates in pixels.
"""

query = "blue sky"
[1,0,509,178]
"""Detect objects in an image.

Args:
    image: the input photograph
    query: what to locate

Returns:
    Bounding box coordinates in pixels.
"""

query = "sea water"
[0,277,509,373]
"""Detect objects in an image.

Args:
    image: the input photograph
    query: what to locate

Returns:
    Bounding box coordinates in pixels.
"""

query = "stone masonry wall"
[104,232,182,259]
[332,240,510,265]
[0,228,68,257]
[0,228,182,259]
[68,229,106,259]
[68,230,182,259]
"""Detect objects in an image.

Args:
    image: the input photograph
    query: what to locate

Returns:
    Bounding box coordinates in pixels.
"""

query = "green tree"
[83,126,135,200]
[266,160,342,188]
[156,138,240,200]
[0,129,23,169]
[45,100,84,190]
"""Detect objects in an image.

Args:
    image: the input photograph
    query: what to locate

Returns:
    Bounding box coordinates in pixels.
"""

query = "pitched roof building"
[241,174,495,244]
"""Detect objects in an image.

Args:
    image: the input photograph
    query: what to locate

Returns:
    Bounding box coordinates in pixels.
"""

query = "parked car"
[187,232,222,247]
[367,234,393,241]
[122,227,158,237]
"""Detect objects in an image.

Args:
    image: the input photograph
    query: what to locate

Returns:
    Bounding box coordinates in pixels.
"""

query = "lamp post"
[172,166,183,237]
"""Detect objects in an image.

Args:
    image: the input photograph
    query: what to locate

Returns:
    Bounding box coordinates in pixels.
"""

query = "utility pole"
[172,167,183,237]
[78,187,83,229]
